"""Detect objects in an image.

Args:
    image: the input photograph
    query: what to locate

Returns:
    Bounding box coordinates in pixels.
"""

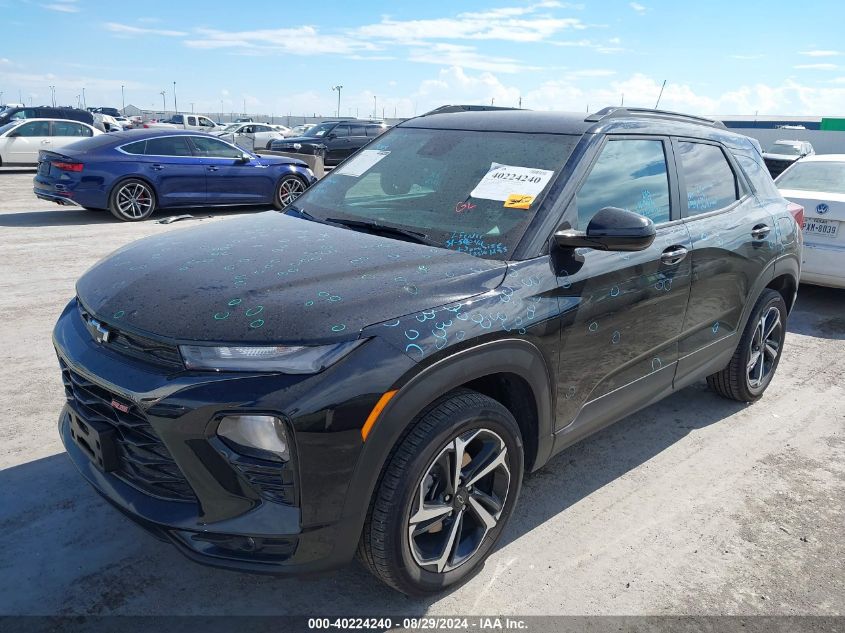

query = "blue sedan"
[33,129,316,221]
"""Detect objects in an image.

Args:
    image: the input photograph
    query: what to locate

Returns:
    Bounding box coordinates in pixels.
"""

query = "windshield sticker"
[470,163,554,202]
[504,194,534,209]
[334,149,390,177]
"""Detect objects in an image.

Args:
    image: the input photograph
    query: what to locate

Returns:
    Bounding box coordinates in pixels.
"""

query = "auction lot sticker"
[334,149,390,177]
[471,162,554,202]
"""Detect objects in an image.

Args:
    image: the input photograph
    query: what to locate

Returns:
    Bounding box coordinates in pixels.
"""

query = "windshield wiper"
[325,217,438,247]
[285,206,328,225]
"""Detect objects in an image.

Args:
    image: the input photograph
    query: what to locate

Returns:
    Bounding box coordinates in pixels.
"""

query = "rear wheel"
[109,179,156,221]
[358,390,523,595]
[273,175,307,210]
[707,289,787,402]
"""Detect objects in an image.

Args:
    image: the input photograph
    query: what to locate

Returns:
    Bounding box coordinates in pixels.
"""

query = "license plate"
[69,409,119,472]
[803,217,839,239]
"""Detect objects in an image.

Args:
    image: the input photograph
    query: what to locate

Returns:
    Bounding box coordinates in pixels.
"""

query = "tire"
[358,389,524,595]
[707,289,787,402]
[273,174,307,210]
[108,179,156,221]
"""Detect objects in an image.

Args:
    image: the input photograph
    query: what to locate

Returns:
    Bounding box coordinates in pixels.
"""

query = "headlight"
[217,414,289,461]
[179,340,363,373]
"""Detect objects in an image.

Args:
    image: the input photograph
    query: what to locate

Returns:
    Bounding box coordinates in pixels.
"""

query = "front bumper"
[52,299,410,574]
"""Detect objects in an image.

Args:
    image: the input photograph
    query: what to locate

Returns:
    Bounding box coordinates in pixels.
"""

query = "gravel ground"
[0,172,842,618]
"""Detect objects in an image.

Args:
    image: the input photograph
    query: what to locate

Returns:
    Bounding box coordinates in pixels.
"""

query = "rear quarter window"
[733,152,781,200]
[121,140,146,155]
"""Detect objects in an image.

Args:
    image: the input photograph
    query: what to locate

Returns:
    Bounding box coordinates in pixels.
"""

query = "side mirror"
[555,206,656,252]
[238,152,251,163]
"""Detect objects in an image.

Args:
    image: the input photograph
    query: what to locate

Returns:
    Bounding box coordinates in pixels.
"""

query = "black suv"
[269,119,386,165]
[0,105,94,126]
[54,106,802,595]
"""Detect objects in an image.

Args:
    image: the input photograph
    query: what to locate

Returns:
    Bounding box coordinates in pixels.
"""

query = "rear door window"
[51,121,92,137]
[676,141,738,216]
[144,136,193,156]
[333,125,351,138]
[576,138,671,227]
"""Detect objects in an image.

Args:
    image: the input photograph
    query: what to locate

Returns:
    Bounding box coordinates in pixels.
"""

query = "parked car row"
[0,118,101,165]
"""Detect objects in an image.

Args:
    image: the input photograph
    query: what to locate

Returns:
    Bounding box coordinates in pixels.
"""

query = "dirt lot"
[0,172,843,617]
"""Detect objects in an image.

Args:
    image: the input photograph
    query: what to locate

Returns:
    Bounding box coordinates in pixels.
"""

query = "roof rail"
[585,106,726,129]
[421,104,524,117]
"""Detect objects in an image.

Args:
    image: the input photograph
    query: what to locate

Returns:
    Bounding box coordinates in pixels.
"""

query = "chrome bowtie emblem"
[87,318,111,344]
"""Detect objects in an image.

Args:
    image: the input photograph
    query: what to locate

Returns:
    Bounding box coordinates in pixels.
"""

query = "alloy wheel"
[747,306,782,389]
[278,177,305,206]
[116,183,154,219]
[407,428,510,573]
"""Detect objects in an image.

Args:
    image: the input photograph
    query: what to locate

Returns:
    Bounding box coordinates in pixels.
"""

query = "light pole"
[121,84,125,113]
[220,100,224,122]
[373,95,377,119]
[332,85,343,118]
[81,87,86,109]
[76,95,80,109]
[173,81,177,113]
[159,90,166,113]
[190,102,194,113]
[49,85,56,106]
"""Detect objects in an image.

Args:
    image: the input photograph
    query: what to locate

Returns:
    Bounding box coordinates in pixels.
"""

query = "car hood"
[76,212,506,345]
[255,154,308,168]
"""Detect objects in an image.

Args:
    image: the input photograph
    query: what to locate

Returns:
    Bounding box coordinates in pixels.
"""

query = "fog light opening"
[217,414,290,462]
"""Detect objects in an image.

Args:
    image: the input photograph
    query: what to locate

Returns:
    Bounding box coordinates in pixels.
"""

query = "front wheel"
[358,389,523,595]
[707,289,787,402]
[109,179,156,221]
[273,174,307,210]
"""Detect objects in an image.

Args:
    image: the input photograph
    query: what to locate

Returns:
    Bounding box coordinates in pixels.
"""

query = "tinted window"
[576,139,671,227]
[366,126,385,137]
[172,115,184,124]
[776,161,845,195]
[14,121,51,136]
[198,118,216,128]
[121,140,146,155]
[734,152,781,199]
[51,121,92,137]
[12,109,36,120]
[333,125,351,137]
[254,125,271,133]
[144,136,193,156]
[348,125,366,136]
[188,136,243,158]
[676,142,737,215]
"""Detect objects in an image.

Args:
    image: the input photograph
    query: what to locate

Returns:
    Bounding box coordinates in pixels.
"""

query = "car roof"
[6,117,93,125]
[398,106,755,150]
[106,129,220,140]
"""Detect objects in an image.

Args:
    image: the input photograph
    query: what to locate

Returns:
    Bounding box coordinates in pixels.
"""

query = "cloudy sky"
[2,0,844,118]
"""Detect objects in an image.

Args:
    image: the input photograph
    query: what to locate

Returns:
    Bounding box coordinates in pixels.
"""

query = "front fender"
[337,337,556,541]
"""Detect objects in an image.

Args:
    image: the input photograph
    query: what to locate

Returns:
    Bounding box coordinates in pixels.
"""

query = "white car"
[0,118,101,165]
[776,154,845,288]
[215,122,287,150]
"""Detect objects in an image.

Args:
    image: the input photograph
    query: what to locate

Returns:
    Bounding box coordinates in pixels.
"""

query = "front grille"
[78,303,183,370]
[60,358,196,502]
[233,459,297,505]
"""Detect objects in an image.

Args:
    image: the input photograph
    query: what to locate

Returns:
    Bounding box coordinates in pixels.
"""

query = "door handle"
[751,224,771,239]
[661,245,688,265]
[207,166,219,172]
[41,140,51,144]
[151,164,164,171]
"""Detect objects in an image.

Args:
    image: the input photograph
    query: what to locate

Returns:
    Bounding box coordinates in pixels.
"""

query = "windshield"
[776,161,845,194]
[304,122,335,137]
[292,126,580,260]
[766,143,801,156]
